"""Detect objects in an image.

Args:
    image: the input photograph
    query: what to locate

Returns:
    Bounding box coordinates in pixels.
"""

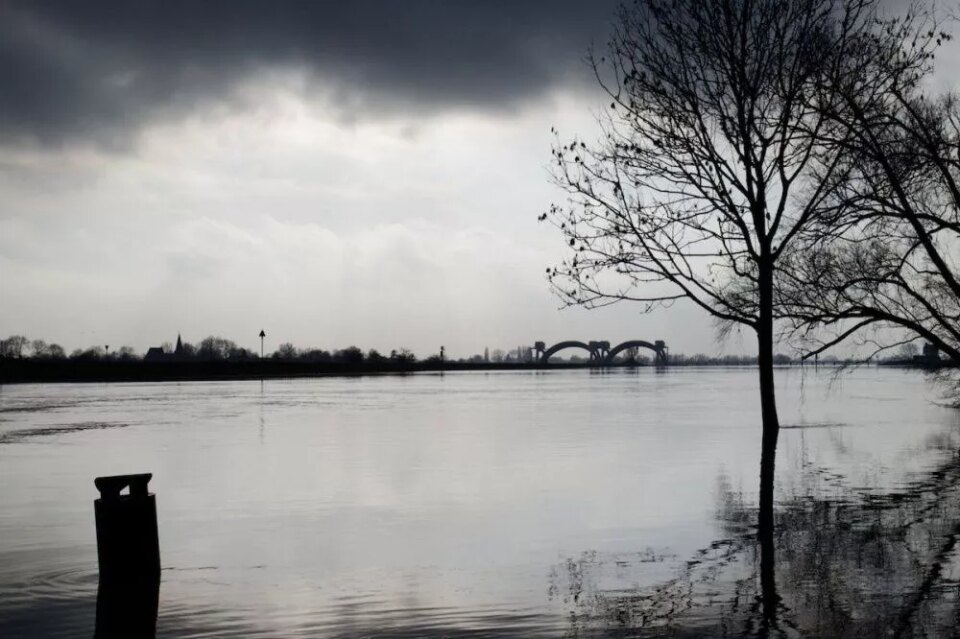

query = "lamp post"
[259,330,266,359]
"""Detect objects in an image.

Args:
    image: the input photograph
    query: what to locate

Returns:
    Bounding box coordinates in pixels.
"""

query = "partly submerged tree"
[543,0,882,549]
[777,10,960,364]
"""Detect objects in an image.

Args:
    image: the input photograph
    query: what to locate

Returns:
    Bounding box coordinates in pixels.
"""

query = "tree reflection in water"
[549,430,960,638]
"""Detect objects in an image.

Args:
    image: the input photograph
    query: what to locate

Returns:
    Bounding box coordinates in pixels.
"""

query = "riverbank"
[1,357,938,384]
[0,358,635,384]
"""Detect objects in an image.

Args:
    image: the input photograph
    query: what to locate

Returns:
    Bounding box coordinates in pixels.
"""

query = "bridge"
[534,340,668,366]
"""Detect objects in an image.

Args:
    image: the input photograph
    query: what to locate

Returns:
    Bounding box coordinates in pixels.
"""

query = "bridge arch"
[605,340,668,365]
[539,340,595,362]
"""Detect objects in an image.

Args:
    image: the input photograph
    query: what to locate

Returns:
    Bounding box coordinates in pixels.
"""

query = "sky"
[0,0,935,358]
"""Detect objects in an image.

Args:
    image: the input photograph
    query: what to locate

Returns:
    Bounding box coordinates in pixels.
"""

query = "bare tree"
[545,0,878,540]
[542,3,894,627]
[778,9,960,364]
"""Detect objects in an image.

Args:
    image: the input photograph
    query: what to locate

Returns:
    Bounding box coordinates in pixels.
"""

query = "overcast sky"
[0,0,927,358]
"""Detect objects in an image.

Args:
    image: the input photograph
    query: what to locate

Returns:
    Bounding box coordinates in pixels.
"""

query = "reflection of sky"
[0,368,955,636]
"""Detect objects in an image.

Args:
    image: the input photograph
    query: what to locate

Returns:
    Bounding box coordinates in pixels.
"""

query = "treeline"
[267,343,418,364]
[0,334,423,364]
[0,335,137,361]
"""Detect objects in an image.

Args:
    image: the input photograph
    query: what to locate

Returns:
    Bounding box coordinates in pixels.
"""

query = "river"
[0,367,956,637]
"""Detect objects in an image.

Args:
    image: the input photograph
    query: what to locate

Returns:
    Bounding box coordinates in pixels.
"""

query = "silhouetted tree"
[543,4,886,605]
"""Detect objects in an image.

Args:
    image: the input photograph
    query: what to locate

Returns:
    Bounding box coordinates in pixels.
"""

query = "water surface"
[0,367,956,637]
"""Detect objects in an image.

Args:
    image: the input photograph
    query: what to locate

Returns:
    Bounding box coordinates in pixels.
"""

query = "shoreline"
[0,358,939,385]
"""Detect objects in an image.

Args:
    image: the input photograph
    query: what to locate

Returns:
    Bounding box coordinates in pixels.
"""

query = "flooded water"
[0,367,957,637]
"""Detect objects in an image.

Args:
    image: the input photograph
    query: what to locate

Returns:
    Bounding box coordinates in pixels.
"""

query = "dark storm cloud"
[0,0,618,146]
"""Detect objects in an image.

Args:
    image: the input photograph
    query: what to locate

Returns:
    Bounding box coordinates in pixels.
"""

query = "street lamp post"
[259,330,266,359]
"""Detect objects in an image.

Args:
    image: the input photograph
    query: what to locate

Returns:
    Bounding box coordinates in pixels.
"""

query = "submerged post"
[94,473,161,583]
[94,473,161,638]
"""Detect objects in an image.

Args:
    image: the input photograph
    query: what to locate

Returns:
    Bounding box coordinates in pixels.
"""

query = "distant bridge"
[534,340,668,366]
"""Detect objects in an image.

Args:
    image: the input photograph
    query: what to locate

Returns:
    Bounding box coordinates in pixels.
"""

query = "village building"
[144,334,185,361]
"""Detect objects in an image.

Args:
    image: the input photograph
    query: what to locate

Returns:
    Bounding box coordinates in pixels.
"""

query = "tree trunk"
[757,261,781,630]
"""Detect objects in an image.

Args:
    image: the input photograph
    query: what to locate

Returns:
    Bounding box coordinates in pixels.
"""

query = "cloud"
[0,0,618,146]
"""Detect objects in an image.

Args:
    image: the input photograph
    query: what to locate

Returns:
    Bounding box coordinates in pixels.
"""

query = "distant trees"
[273,342,299,359]
[46,344,66,359]
[197,336,242,360]
[0,333,435,368]
[299,348,332,362]
[67,345,137,361]
[0,335,29,358]
[30,339,48,357]
[336,346,364,365]
[390,348,417,365]
[70,346,105,361]
[115,346,139,361]
[0,336,65,359]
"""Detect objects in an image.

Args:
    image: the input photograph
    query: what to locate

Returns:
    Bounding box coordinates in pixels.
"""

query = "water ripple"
[0,421,130,444]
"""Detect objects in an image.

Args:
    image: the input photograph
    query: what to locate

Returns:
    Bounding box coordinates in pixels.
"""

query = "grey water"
[0,367,957,637]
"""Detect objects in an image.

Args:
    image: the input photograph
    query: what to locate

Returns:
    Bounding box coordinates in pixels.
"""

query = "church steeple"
[175,333,183,354]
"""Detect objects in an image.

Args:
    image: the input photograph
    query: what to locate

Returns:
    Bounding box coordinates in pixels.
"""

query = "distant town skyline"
[0,1,943,358]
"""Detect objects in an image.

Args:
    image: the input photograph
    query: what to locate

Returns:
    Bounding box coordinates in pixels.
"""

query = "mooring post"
[94,473,161,583]
[93,473,161,638]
